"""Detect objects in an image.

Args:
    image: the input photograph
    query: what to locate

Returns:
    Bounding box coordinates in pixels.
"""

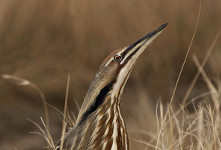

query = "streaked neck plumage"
[56,23,167,150]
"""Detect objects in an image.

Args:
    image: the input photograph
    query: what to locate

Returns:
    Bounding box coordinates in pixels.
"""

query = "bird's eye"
[114,55,122,62]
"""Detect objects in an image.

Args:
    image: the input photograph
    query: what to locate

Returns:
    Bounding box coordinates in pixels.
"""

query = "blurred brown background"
[0,0,221,149]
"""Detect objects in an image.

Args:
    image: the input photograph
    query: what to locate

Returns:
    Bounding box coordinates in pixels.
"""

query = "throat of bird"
[112,69,132,105]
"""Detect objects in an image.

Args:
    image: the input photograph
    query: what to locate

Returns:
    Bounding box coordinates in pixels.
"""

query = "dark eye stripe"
[120,45,142,67]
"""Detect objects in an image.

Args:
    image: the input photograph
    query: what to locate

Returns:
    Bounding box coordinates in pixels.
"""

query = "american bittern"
[55,23,167,150]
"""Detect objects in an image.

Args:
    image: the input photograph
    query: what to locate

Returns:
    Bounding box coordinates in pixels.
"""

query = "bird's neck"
[75,94,129,150]
[71,75,129,149]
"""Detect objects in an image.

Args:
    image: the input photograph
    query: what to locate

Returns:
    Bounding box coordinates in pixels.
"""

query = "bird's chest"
[66,100,129,150]
[108,110,129,150]
[92,104,129,150]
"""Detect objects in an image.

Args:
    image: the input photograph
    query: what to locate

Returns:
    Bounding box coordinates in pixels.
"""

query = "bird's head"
[95,23,168,98]
[76,23,167,125]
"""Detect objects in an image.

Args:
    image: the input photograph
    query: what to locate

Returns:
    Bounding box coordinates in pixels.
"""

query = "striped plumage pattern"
[60,95,128,150]
[55,23,167,150]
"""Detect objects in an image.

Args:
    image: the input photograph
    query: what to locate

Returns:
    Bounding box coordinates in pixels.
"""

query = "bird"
[55,23,167,150]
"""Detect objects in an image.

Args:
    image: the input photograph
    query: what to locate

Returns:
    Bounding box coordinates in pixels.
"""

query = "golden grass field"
[0,0,221,149]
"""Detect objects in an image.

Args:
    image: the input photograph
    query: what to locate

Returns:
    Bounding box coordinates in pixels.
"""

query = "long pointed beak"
[121,23,168,64]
